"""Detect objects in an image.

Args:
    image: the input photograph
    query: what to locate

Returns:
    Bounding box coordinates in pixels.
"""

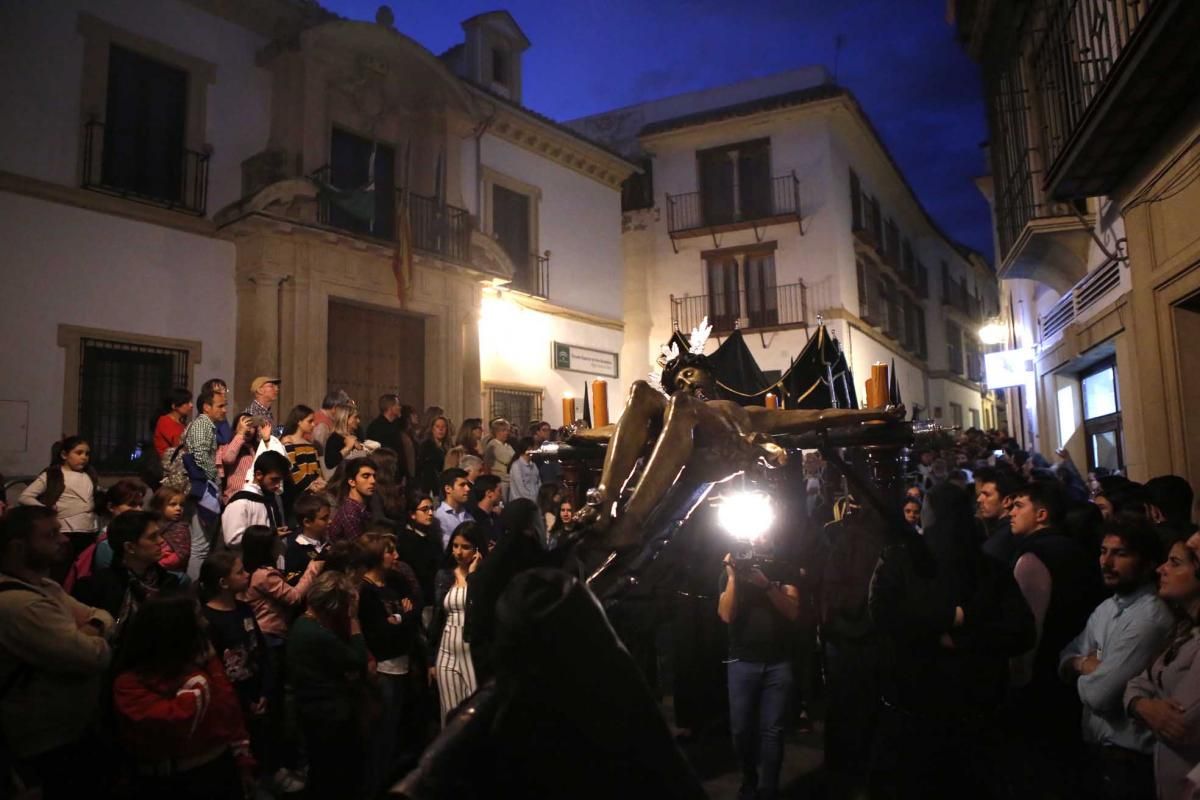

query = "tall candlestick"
[868,362,889,409]
[591,379,609,427]
[764,392,778,409]
[562,394,575,425]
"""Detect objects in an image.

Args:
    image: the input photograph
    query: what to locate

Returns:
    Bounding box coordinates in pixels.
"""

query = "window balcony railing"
[81,116,209,215]
[670,281,808,336]
[665,173,800,236]
[509,251,550,299]
[312,166,471,264]
[1034,0,1154,169]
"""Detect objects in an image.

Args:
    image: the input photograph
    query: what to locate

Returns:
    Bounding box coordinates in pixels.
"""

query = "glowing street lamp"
[979,320,1008,346]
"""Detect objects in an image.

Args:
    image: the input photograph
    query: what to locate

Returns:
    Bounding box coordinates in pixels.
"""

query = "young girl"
[356,530,419,796]
[199,552,279,793]
[149,485,191,573]
[241,526,322,794]
[430,521,487,724]
[20,436,100,555]
[241,525,324,643]
[112,594,254,800]
[64,477,147,589]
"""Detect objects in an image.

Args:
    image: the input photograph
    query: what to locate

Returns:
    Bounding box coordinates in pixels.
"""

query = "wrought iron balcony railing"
[311,166,471,263]
[508,252,550,299]
[670,281,808,335]
[81,117,209,215]
[666,173,800,235]
[1032,0,1156,185]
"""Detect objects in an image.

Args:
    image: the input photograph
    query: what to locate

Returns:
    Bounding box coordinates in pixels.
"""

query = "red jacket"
[113,655,253,770]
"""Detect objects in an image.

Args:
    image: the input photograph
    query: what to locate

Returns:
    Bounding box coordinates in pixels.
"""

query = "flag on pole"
[582,380,592,427]
[393,189,413,306]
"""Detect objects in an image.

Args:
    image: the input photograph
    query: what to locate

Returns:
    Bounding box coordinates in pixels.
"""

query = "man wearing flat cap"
[246,376,280,429]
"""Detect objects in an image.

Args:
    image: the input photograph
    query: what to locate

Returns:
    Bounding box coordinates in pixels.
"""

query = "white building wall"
[0,192,237,476]
[478,293,626,427]
[0,0,271,214]
[479,135,624,320]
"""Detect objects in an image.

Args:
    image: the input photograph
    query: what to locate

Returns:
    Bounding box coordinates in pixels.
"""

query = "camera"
[731,541,780,577]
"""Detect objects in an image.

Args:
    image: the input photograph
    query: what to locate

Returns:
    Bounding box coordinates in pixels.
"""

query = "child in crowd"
[356,529,420,795]
[112,594,254,800]
[149,485,190,573]
[288,571,370,799]
[283,493,332,586]
[199,551,282,794]
[63,477,146,590]
[19,436,100,557]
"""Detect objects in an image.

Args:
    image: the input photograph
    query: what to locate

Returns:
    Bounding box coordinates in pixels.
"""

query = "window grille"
[488,386,544,431]
[78,337,188,471]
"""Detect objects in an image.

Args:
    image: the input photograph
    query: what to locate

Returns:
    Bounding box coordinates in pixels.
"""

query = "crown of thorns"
[649,317,712,394]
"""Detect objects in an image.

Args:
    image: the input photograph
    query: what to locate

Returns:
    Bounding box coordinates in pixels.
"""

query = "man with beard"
[975,465,1020,565]
[1060,514,1174,800]
[0,506,114,798]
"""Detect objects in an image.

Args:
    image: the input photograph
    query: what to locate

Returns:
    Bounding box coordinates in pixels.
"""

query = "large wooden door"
[327,301,425,411]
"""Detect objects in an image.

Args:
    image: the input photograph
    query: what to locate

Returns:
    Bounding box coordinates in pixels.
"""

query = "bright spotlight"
[979,321,1008,346]
[717,491,775,542]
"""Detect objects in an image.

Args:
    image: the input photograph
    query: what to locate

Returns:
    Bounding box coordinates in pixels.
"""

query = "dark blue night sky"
[323,0,994,262]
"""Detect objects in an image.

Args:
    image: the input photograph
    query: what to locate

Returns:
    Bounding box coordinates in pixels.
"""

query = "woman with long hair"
[416,415,451,496]
[281,404,324,494]
[356,530,418,795]
[112,594,254,799]
[369,447,406,526]
[288,571,370,799]
[323,402,366,474]
[429,521,487,724]
[537,483,562,536]
[444,418,484,470]
[396,490,442,606]
[397,404,419,483]
[1125,539,1200,800]
[19,436,100,554]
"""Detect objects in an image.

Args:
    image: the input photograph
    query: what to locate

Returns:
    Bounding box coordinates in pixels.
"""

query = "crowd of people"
[4,374,1200,800]
[762,428,1200,800]
[0,379,575,800]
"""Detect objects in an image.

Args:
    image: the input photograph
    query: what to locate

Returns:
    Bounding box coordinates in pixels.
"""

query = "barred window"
[79,337,188,471]
[486,385,544,431]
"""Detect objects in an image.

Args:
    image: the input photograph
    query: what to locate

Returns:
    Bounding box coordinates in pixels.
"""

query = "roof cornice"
[464,84,639,190]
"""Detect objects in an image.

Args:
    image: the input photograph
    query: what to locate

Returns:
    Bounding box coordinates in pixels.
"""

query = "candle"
[764,392,778,409]
[591,379,609,426]
[562,394,575,425]
[869,362,889,409]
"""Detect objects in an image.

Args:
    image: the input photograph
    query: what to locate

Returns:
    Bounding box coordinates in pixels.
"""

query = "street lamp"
[979,320,1008,346]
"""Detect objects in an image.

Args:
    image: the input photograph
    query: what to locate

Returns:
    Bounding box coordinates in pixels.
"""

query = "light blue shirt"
[434,501,473,549]
[1059,583,1175,753]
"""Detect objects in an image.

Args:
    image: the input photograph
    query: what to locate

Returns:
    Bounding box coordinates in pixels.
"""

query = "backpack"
[161,441,190,493]
[62,532,106,593]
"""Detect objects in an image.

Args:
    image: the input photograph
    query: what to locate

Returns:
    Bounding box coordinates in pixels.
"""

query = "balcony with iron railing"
[507,252,551,300]
[311,166,472,264]
[1029,0,1199,200]
[670,281,808,336]
[665,173,801,240]
[81,116,209,215]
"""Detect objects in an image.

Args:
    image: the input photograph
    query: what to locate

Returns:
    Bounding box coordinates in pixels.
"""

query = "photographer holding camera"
[718,541,801,800]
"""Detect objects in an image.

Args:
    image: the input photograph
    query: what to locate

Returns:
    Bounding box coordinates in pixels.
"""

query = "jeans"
[186,504,213,581]
[727,659,793,800]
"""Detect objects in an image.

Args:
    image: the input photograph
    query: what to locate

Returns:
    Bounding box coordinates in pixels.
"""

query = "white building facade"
[572,69,1000,428]
[0,1,633,477]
